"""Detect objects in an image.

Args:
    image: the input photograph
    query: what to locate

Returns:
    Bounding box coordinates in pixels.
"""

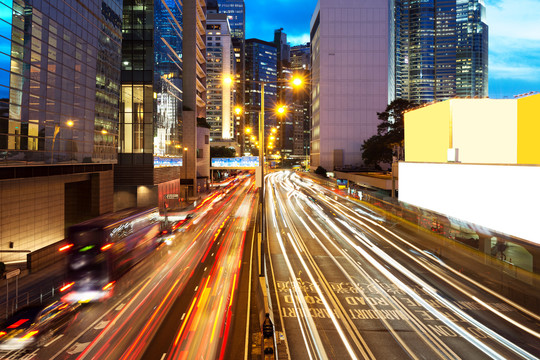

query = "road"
[266,170,540,360]
[0,175,257,360]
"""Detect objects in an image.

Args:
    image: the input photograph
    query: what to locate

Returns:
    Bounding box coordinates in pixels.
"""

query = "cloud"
[245,0,317,43]
[485,0,540,88]
[286,33,310,46]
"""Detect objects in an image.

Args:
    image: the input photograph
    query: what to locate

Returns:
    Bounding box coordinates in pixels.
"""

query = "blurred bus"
[60,207,161,303]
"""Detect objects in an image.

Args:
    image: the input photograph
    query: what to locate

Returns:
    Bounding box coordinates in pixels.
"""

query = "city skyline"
[245,0,540,99]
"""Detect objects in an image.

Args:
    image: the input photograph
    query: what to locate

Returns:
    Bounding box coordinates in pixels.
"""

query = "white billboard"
[399,162,540,245]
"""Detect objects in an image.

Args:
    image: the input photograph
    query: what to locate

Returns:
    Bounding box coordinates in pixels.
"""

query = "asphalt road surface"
[265,170,540,360]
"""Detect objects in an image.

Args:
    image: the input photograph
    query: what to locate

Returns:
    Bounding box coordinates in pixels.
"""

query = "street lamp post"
[224,75,304,276]
[258,83,265,276]
[184,147,188,202]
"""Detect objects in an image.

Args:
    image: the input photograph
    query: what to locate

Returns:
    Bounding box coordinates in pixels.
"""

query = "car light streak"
[273,227,330,359]
[298,210,443,360]
[174,297,198,346]
[289,288,315,360]
[307,183,537,359]
[323,194,540,342]
[60,282,74,292]
[59,243,74,252]
[322,187,540,325]
[273,172,540,360]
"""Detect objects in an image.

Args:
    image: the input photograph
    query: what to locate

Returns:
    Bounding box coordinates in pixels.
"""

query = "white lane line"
[160,353,167,360]
[181,313,186,321]
[194,285,199,292]
[115,303,126,311]
[50,277,151,359]
[44,334,64,347]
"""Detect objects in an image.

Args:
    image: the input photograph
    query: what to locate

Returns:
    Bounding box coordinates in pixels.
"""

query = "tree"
[362,99,418,167]
[210,146,236,158]
[314,166,327,177]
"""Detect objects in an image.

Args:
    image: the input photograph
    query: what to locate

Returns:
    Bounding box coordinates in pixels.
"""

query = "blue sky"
[245,0,540,99]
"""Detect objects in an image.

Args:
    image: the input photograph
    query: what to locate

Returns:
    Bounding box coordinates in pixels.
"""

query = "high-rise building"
[310,0,390,170]
[206,14,235,141]
[181,0,207,199]
[391,0,488,103]
[0,0,122,261]
[274,29,294,160]
[456,0,488,97]
[216,0,245,149]
[290,44,311,163]
[116,0,185,210]
[244,39,277,155]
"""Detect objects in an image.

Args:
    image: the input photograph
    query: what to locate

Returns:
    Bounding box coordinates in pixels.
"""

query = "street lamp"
[183,147,188,201]
[225,75,304,276]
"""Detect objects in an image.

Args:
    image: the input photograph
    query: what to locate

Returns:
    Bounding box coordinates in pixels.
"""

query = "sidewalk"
[0,260,66,322]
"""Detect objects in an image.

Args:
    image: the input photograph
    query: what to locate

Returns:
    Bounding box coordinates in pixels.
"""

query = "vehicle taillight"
[60,282,74,292]
[20,330,38,340]
[59,244,74,252]
[102,281,115,291]
[101,243,113,251]
[7,319,29,329]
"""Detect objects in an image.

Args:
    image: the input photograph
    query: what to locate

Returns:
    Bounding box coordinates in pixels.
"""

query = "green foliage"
[314,166,327,177]
[197,117,211,129]
[362,99,418,167]
[210,146,236,158]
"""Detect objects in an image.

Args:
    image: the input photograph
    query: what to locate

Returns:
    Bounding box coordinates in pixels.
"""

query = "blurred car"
[0,301,79,350]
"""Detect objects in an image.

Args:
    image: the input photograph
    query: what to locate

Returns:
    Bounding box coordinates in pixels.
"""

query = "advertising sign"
[211,156,259,168]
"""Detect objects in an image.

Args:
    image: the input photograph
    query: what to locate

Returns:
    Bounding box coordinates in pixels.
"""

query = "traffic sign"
[164,194,179,200]
[5,269,20,280]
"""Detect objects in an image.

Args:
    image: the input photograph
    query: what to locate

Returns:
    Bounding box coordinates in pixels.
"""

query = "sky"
[245,0,540,99]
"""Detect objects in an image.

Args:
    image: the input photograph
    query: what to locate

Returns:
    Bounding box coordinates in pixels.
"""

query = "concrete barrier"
[27,240,68,273]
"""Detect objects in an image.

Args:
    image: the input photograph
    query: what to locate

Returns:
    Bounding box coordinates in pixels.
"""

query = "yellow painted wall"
[404,101,451,162]
[517,94,540,165]
[451,99,517,164]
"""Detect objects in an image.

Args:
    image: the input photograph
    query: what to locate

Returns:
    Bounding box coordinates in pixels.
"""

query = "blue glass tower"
[0,0,122,260]
[392,0,488,103]
[244,39,277,154]
[117,0,185,208]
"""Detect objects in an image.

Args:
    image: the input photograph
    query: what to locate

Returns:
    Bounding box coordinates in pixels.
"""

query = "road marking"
[204,267,207,272]
[181,313,186,321]
[67,342,91,355]
[94,320,110,330]
[194,285,199,292]
[160,353,167,360]
[50,277,151,359]
[44,334,64,347]
[115,303,126,311]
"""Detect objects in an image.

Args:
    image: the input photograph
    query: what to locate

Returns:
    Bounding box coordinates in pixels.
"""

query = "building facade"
[0,0,122,261]
[290,44,311,163]
[216,0,245,150]
[244,39,277,155]
[182,0,208,198]
[400,94,540,272]
[310,0,390,170]
[116,0,185,210]
[391,0,488,103]
[274,29,294,160]
[206,14,234,142]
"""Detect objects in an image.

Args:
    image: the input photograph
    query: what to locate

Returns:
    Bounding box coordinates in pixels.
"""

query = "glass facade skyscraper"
[117,0,185,209]
[244,39,277,154]
[206,14,234,141]
[0,0,122,261]
[216,0,244,147]
[1,0,121,164]
[392,0,488,103]
[290,44,311,161]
